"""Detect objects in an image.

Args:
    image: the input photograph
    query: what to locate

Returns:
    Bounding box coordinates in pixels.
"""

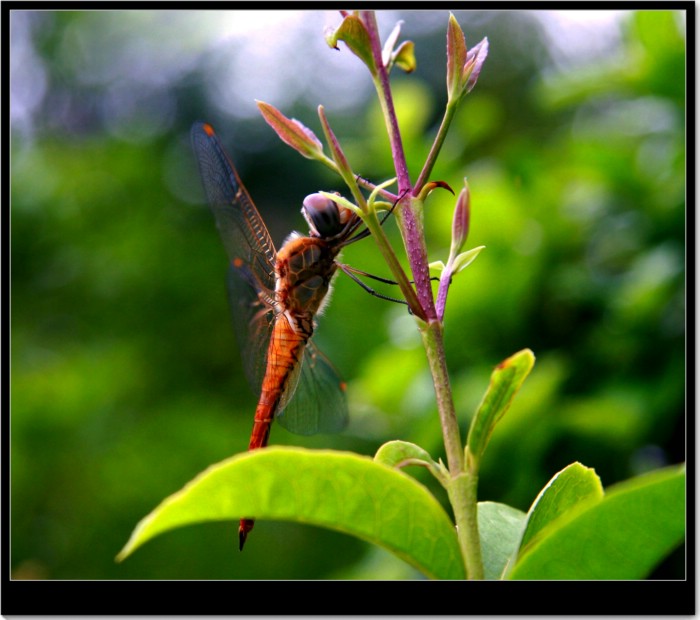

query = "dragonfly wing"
[276,342,349,436]
[226,264,273,393]
[191,122,276,290]
[192,122,278,392]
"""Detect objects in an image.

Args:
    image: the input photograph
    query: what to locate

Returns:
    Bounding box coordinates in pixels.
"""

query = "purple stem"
[361,11,437,321]
[360,12,412,194]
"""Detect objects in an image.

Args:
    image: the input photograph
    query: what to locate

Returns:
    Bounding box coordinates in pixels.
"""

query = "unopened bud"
[257,101,324,160]
[446,14,488,102]
[462,38,489,94]
[450,181,470,257]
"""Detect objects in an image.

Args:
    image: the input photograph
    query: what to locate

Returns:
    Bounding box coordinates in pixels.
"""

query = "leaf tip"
[497,348,536,370]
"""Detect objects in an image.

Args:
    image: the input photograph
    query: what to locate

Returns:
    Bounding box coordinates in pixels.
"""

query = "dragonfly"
[191,121,397,550]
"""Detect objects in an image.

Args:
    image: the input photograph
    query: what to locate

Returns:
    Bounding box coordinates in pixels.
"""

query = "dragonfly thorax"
[275,235,340,322]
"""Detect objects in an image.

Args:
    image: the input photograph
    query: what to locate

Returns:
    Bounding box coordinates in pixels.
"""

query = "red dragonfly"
[192,121,379,549]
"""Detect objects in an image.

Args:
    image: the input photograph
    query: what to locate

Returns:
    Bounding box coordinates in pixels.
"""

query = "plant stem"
[361,12,412,194]
[420,321,462,473]
[421,320,483,579]
[448,471,484,580]
[359,11,484,579]
[363,208,424,320]
[362,12,437,321]
[414,101,458,194]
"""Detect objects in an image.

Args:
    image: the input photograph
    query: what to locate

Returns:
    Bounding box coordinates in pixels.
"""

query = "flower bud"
[450,181,470,257]
[446,13,489,102]
[462,38,489,94]
[257,101,324,160]
[446,13,467,101]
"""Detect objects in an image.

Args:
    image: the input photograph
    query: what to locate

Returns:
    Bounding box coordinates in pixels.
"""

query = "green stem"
[448,471,484,580]
[414,100,458,194]
[357,11,483,579]
[421,320,483,580]
[420,321,462,473]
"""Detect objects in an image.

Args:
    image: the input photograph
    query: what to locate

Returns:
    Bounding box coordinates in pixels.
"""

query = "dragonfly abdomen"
[248,315,309,451]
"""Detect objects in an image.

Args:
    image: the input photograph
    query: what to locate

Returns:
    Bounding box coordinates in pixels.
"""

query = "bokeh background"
[11,9,686,580]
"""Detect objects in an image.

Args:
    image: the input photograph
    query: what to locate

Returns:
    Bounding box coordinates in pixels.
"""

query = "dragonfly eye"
[302,193,344,238]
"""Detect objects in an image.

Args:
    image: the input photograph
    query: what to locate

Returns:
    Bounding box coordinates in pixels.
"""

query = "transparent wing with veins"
[192,121,276,391]
[279,343,348,435]
[225,263,273,394]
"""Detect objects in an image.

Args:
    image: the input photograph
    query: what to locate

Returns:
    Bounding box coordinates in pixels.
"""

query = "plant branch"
[414,101,458,194]
[361,11,412,194]
[354,11,484,579]
[363,208,425,319]
[421,320,484,579]
[448,472,484,580]
[361,11,437,322]
[420,321,463,474]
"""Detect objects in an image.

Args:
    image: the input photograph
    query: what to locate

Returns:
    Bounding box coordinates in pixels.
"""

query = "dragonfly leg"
[337,263,408,306]
[340,263,440,287]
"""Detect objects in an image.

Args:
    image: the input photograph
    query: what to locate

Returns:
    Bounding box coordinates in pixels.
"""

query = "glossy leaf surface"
[466,348,535,466]
[519,462,603,553]
[510,465,685,580]
[118,447,465,580]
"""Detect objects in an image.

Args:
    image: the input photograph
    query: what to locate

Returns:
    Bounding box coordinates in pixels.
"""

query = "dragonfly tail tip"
[238,518,255,551]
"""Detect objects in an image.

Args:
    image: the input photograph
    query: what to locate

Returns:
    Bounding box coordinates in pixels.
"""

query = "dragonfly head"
[302,193,355,240]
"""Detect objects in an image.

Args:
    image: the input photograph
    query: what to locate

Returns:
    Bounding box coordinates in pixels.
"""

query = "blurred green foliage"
[11,9,686,580]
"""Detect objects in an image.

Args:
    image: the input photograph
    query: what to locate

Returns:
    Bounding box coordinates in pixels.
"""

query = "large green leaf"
[519,462,604,552]
[510,465,685,580]
[117,447,465,580]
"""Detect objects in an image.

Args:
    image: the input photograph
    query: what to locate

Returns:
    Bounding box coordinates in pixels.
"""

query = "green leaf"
[326,14,377,76]
[117,447,465,580]
[374,440,446,484]
[466,349,536,467]
[510,465,686,580]
[392,41,416,73]
[478,501,527,580]
[520,462,603,552]
[451,245,485,274]
[374,439,434,468]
